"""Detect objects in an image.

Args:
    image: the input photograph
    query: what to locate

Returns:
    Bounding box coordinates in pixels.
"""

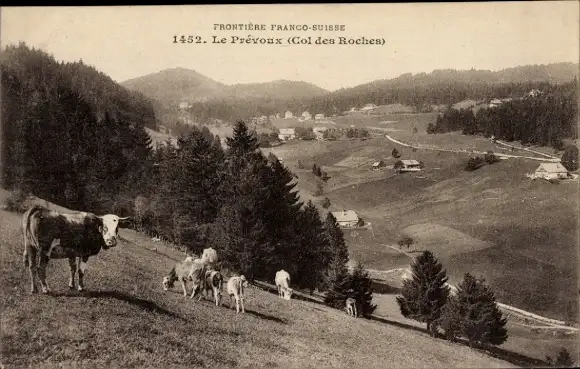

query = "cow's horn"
[118,216,130,220]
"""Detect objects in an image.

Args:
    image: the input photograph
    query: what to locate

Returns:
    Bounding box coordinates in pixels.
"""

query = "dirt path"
[494,139,559,159]
[384,134,560,163]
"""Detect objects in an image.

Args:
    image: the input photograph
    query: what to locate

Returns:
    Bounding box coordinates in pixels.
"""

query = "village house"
[313,126,328,140]
[489,98,503,108]
[361,103,378,111]
[178,101,191,110]
[528,89,542,98]
[532,163,571,180]
[315,113,325,120]
[395,159,423,173]
[301,111,312,120]
[278,128,296,141]
[371,161,386,170]
[331,210,361,228]
[284,111,294,119]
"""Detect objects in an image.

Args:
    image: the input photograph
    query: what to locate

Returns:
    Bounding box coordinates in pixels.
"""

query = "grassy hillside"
[221,80,328,100]
[0,193,516,369]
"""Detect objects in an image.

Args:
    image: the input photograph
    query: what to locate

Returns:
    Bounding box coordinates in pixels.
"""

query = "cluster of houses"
[488,89,543,109]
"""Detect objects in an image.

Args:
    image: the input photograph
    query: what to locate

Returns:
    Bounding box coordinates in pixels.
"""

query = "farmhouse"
[313,126,328,140]
[278,128,296,141]
[528,89,542,98]
[315,113,325,120]
[178,101,191,110]
[284,111,294,118]
[361,103,378,111]
[395,159,423,173]
[489,98,503,108]
[331,210,361,228]
[533,163,570,180]
[371,161,386,170]
[301,111,312,120]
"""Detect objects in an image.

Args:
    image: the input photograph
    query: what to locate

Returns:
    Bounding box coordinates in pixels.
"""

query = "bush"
[484,151,500,164]
[392,148,401,159]
[321,197,331,209]
[313,182,324,197]
[549,178,560,184]
[546,348,575,368]
[3,189,28,213]
[465,156,485,171]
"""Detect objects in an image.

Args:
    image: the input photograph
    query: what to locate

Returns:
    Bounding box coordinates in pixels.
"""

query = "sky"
[1,3,579,91]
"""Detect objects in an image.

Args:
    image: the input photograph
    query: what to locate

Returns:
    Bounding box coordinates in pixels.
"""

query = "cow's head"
[284,288,293,300]
[239,275,248,288]
[97,215,130,248]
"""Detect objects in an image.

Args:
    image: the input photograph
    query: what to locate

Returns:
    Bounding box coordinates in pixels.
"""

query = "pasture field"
[0,191,517,369]
[262,126,578,323]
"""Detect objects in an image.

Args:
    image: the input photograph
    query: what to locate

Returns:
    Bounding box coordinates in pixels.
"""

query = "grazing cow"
[275,269,293,300]
[204,269,224,306]
[345,297,357,317]
[21,204,129,294]
[162,258,207,300]
[226,275,247,313]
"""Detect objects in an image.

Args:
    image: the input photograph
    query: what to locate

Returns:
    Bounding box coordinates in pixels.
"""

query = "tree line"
[426,81,578,150]
[1,43,156,215]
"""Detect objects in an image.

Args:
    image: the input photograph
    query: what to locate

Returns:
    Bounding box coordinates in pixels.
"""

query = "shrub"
[465,156,485,171]
[3,189,28,213]
[484,151,500,164]
[546,348,575,368]
[549,178,560,184]
[321,197,331,209]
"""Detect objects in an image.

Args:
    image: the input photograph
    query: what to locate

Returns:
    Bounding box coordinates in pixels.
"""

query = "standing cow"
[204,269,224,306]
[275,269,293,300]
[227,275,248,313]
[162,257,208,300]
[345,297,358,318]
[22,204,130,294]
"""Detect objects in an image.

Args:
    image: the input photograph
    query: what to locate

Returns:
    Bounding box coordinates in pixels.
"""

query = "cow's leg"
[37,248,51,294]
[68,257,77,290]
[190,282,198,299]
[77,256,89,292]
[235,295,240,313]
[27,246,39,294]
[240,295,245,313]
[180,279,187,297]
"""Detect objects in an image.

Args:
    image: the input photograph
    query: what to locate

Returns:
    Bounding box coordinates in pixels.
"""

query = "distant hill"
[121,69,329,107]
[121,67,227,106]
[220,80,328,100]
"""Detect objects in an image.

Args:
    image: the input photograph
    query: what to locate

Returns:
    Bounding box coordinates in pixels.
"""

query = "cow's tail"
[22,204,44,267]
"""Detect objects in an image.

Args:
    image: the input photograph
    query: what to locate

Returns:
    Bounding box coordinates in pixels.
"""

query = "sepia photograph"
[0,3,578,368]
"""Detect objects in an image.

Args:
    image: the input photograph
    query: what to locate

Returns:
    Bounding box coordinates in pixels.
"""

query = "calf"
[204,269,224,306]
[345,297,357,318]
[226,275,247,313]
[275,269,293,300]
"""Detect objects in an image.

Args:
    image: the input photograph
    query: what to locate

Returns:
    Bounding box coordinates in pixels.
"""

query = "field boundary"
[384,134,561,162]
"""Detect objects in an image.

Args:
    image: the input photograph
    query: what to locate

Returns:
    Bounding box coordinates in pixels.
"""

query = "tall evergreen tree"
[293,201,331,293]
[323,212,352,308]
[451,273,508,348]
[561,145,578,171]
[396,250,450,332]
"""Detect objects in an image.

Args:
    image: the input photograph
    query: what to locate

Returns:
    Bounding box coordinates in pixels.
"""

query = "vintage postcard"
[1,3,578,368]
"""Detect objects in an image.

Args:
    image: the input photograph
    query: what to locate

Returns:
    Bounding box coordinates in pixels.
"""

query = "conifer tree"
[293,201,331,293]
[452,273,508,348]
[350,261,377,317]
[323,212,352,308]
[546,348,575,368]
[396,250,450,332]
